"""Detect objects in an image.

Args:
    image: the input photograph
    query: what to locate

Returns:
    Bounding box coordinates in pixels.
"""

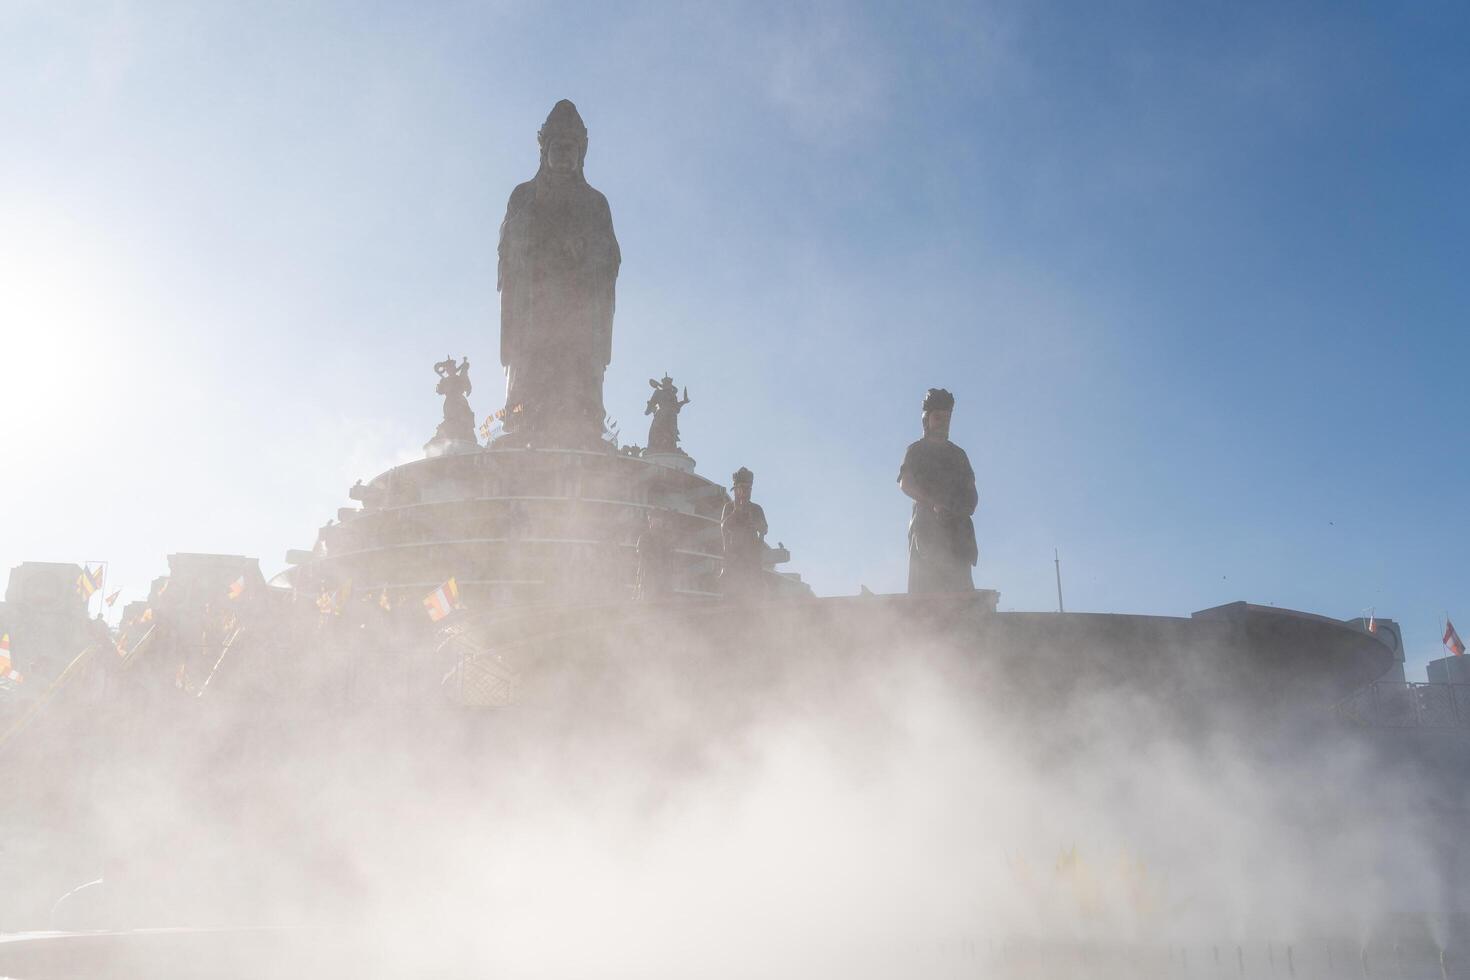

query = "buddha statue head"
[538,99,589,179]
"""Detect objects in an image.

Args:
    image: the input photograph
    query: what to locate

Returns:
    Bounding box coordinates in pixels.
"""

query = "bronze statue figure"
[430,356,477,447]
[720,467,768,597]
[644,375,690,455]
[897,388,978,593]
[497,99,621,449]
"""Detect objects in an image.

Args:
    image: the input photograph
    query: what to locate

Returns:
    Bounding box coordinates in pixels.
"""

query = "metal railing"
[1337,680,1470,730]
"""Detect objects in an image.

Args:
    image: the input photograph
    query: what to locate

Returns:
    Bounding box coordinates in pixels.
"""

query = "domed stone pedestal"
[285,446,809,608]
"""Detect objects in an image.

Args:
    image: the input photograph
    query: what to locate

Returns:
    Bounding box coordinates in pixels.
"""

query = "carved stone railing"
[1337,680,1470,730]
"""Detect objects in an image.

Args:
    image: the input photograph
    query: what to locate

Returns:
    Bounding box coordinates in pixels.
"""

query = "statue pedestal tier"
[423,437,480,459]
[285,447,810,608]
[641,451,695,474]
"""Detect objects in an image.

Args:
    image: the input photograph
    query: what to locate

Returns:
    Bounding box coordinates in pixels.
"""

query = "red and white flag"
[1444,619,1466,657]
[423,577,461,622]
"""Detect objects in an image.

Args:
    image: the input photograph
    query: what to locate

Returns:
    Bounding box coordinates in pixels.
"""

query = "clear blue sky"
[2,2,1466,679]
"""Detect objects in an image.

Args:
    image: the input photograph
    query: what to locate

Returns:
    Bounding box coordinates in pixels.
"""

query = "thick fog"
[4,596,1458,979]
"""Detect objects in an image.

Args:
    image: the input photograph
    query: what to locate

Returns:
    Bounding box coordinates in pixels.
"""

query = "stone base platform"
[282,446,810,607]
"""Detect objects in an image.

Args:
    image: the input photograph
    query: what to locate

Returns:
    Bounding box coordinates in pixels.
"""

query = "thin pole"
[84,560,108,621]
[1054,548,1065,614]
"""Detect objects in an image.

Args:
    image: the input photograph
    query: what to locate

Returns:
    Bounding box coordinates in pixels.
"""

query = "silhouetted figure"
[898,388,977,593]
[498,100,621,448]
[720,467,768,597]
[428,356,477,448]
[644,375,691,455]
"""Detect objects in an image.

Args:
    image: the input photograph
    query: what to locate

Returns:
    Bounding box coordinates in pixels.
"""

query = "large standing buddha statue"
[496,99,622,449]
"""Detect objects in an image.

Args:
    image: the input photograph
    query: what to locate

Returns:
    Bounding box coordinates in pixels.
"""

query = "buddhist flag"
[423,577,460,622]
[481,404,523,440]
[105,590,121,607]
[76,564,103,599]
[0,634,21,683]
[227,576,245,600]
[1445,619,1466,657]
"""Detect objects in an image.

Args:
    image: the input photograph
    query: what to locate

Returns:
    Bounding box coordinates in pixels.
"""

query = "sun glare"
[0,211,136,452]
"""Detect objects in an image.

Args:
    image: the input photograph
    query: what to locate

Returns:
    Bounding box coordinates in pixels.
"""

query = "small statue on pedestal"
[635,512,673,600]
[644,375,691,455]
[897,388,978,593]
[426,356,478,453]
[720,467,768,598]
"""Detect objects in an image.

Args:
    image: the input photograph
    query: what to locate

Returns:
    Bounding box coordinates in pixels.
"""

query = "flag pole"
[1054,548,1065,614]
[84,560,107,620]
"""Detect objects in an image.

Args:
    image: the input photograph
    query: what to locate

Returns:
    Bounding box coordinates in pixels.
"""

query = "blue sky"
[2,1,1466,678]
